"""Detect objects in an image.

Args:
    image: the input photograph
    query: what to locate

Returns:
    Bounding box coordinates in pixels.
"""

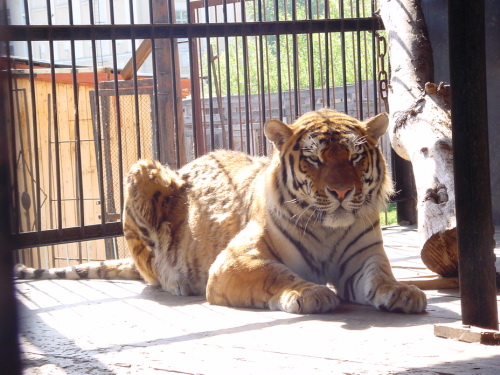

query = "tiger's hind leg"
[123,159,185,287]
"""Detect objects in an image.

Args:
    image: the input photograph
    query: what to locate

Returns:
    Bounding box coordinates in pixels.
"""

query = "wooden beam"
[435,323,500,345]
[448,0,499,330]
[399,276,459,290]
[121,40,152,80]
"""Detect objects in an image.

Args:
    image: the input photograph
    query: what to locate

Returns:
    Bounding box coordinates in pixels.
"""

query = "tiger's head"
[265,109,393,229]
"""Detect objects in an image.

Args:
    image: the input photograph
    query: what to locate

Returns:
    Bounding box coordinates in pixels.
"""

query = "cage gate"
[3,0,391,267]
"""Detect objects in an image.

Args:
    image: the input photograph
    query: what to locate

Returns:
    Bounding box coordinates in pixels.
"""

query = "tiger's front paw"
[373,283,427,313]
[270,284,340,314]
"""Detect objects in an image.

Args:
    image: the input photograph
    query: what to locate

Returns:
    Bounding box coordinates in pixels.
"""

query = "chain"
[375,31,389,112]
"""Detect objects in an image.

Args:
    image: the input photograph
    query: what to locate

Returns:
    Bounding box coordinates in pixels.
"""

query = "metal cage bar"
[3,0,385,255]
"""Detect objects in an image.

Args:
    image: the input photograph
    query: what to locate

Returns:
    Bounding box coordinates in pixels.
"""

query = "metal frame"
[2,0,385,252]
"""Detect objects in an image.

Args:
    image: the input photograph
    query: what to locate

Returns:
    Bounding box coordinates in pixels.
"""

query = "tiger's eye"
[309,155,319,162]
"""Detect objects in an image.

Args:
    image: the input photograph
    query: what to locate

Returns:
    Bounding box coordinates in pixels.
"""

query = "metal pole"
[0,47,21,375]
[448,0,499,330]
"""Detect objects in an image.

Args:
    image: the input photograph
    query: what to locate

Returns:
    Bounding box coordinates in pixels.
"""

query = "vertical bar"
[0,93,21,373]
[263,1,273,129]
[199,35,208,148]
[6,40,19,237]
[22,0,42,240]
[329,33,337,110]
[149,0,161,159]
[128,0,143,159]
[188,1,204,157]
[340,0,348,113]
[448,0,498,330]
[307,0,315,111]
[170,36,181,166]
[206,40,215,150]
[109,0,125,214]
[275,1,283,120]
[167,0,185,167]
[88,0,107,229]
[223,0,234,150]
[233,34,244,150]
[355,0,363,119]
[291,0,299,119]
[47,0,63,237]
[204,2,215,150]
[68,0,85,235]
[258,1,267,155]
[0,0,21,369]
[240,0,251,154]
[285,34,293,121]
[371,0,378,115]
[361,29,371,116]
[324,0,331,107]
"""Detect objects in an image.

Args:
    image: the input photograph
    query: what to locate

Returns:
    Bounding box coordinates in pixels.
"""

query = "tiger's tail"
[15,258,141,280]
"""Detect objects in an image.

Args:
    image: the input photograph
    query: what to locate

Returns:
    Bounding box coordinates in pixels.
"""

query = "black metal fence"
[1,0,387,268]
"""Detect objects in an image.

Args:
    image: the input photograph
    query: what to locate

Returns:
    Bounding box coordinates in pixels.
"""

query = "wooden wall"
[12,74,141,268]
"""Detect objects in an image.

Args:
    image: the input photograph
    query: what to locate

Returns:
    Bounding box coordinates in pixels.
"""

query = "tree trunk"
[378,0,458,276]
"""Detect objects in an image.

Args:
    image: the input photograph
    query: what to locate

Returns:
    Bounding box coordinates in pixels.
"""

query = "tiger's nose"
[327,186,353,201]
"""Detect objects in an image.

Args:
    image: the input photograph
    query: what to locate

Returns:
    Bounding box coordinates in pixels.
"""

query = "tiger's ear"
[264,119,293,151]
[363,112,389,143]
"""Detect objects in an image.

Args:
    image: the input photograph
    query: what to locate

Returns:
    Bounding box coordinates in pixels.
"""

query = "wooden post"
[449,0,499,330]
[392,151,417,225]
[153,0,186,167]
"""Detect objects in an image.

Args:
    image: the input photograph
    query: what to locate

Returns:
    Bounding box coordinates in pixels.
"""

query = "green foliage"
[380,202,397,226]
[200,0,377,98]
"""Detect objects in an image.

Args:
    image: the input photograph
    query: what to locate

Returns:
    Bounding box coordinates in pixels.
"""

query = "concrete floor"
[16,226,500,375]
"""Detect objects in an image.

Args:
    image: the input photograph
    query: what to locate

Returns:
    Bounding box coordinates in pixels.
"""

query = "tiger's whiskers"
[303,208,318,235]
[292,204,314,228]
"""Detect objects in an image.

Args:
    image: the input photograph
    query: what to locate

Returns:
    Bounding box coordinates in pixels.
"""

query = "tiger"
[17,109,427,314]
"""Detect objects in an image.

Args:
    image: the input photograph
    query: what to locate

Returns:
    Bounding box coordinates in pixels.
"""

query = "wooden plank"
[399,276,459,290]
[99,78,153,90]
[97,87,153,97]
[449,0,499,330]
[11,68,111,75]
[434,323,500,345]
[12,77,107,263]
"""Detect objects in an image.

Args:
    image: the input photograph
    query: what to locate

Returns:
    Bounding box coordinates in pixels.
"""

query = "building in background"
[7,0,191,76]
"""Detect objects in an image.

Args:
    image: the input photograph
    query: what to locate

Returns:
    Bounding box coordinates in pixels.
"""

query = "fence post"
[449,0,499,330]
